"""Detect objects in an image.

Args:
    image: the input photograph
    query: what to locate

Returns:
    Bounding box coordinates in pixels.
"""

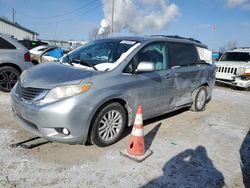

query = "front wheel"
[190,86,208,112]
[90,102,127,147]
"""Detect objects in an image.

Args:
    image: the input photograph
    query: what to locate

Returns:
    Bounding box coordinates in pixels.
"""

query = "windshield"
[62,39,138,70]
[220,52,250,62]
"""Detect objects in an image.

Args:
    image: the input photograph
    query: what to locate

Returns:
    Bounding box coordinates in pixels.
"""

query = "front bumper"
[216,78,250,89]
[11,87,94,144]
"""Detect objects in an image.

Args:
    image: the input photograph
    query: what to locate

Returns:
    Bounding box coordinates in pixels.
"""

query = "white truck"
[215,48,250,90]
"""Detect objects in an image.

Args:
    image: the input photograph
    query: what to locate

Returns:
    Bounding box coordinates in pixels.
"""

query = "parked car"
[30,45,58,65]
[18,39,48,50]
[0,33,33,92]
[11,35,216,147]
[215,48,250,90]
[29,45,51,55]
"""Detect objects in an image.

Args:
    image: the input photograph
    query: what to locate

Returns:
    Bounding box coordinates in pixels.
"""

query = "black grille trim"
[15,82,47,101]
[216,66,238,75]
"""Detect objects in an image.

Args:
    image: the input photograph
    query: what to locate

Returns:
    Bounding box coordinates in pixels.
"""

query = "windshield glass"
[220,52,250,62]
[62,39,138,70]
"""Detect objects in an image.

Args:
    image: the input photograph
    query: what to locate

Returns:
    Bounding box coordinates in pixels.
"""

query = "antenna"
[110,0,115,37]
[12,8,16,23]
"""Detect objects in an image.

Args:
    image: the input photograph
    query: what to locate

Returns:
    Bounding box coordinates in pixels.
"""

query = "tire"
[0,66,20,92]
[190,86,208,112]
[90,102,127,147]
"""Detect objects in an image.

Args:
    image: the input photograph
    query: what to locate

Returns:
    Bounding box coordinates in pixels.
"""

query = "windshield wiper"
[70,59,97,71]
[60,54,74,66]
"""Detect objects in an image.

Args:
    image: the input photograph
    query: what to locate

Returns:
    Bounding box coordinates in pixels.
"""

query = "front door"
[122,42,175,118]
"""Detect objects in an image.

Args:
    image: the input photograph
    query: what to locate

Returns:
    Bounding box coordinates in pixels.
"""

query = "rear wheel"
[190,86,208,112]
[0,66,20,92]
[90,102,127,147]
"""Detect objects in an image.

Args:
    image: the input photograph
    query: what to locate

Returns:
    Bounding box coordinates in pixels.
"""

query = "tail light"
[24,52,31,62]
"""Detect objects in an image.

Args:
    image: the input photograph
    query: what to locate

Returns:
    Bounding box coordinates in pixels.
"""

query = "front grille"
[217,66,237,75]
[15,82,47,101]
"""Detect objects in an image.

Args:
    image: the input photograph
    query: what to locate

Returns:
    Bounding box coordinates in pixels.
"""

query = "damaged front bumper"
[216,76,250,89]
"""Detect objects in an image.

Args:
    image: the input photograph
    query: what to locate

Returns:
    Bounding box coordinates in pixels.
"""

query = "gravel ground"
[0,86,249,188]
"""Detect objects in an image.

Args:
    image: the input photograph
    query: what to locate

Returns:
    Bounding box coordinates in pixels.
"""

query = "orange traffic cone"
[121,105,153,162]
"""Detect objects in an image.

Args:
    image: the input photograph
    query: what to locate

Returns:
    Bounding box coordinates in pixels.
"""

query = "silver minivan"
[0,33,33,92]
[11,36,216,147]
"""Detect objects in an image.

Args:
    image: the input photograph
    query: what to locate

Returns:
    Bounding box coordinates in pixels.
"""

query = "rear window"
[220,52,250,62]
[168,42,198,67]
[0,37,16,49]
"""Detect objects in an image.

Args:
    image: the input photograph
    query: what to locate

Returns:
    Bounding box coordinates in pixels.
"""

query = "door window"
[168,42,198,67]
[0,37,16,49]
[124,42,168,73]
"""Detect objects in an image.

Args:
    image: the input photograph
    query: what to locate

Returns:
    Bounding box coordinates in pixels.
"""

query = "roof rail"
[237,47,250,49]
[231,47,250,50]
[150,35,202,44]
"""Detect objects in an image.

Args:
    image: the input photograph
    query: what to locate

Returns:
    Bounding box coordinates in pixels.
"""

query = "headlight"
[40,83,92,104]
[238,67,250,76]
[238,67,246,75]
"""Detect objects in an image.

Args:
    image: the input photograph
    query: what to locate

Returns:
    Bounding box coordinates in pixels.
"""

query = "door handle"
[164,72,179,79]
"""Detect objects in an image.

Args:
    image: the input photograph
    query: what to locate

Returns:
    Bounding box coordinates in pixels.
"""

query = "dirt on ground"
[0,86,249,188]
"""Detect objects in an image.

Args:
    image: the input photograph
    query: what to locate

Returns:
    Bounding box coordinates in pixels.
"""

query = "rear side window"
[0,37,16,49]
[168,42,198,67]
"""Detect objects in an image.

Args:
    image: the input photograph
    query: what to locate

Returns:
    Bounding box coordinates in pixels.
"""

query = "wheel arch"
[0,63,21,73]
[86,97,131,143]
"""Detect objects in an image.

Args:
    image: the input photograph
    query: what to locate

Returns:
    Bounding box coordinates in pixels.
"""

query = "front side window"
[124,42,168,73]
[0,37,16,49]
[220,52,250,62]
[168,42,198,67]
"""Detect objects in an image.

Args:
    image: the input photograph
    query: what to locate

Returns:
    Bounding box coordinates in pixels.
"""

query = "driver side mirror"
[136,61,155,73]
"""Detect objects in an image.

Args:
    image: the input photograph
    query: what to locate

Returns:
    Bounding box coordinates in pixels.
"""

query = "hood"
[216,61,250,67]
[20,63,95,89]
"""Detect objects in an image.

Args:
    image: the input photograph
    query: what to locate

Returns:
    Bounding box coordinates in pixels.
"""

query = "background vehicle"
[0,33,33,92]
[18,39,48,50]
[29,45,51,55]
[11,35,215,147]
[215,47,250,90]
[29,45,58,65]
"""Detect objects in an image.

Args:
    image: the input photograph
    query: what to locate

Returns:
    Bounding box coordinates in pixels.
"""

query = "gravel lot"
[0,86,249,188]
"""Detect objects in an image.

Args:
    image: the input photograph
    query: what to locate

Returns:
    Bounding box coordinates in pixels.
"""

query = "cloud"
[98,0,180,35]
[226,0,250,10]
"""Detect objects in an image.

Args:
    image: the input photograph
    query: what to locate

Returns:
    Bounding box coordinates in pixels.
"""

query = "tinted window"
[0,37,16,49]
[168,42,198,67]
[220,52,250,62]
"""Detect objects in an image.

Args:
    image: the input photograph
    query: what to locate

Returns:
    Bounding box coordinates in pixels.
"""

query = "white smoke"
[98,0,180,36]
[227,0,247,7]
[98,19,111,35]
[226,0,250,9]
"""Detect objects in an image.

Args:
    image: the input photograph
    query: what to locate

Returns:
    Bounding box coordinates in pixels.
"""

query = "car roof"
[227,48,250,53]
[95,35,207,48]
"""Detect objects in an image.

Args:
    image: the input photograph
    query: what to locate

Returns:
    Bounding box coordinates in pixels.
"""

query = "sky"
[0,0,249,51]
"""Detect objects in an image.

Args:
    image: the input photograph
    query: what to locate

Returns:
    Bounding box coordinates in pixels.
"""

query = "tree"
[88,27,99,41]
